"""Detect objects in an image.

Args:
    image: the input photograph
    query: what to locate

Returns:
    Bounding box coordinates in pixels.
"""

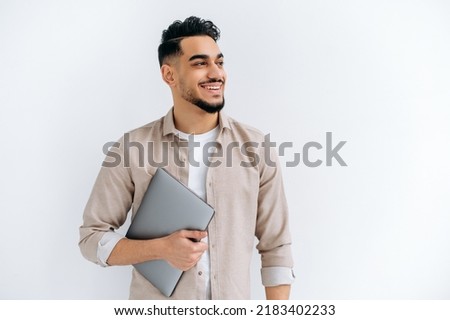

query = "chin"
[195,98,225,114]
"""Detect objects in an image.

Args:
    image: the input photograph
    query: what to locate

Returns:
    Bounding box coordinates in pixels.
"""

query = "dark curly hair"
[158,16,221,67]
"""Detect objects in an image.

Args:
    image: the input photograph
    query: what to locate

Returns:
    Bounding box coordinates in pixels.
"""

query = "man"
[79,16,294,299]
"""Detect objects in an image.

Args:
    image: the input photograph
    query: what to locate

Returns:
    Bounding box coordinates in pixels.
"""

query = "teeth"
[201,85,220,90]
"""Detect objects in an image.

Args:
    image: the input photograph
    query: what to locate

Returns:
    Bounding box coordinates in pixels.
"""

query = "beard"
[189,96,225,114]
[180,81,225,114]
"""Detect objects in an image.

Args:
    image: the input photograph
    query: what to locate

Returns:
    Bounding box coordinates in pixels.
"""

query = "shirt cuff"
[261,267,295,287]
[97,231,124,267]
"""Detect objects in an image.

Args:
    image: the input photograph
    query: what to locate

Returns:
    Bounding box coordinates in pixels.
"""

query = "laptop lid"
[125,167,215,297]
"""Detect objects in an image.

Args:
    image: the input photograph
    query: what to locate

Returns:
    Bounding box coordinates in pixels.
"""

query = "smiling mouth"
[199,82,223,93]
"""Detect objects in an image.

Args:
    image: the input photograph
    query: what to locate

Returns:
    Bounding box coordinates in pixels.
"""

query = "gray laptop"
[125,167,215,297]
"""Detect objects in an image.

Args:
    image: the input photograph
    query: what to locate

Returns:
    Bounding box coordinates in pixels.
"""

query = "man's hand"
[161,230,208,271]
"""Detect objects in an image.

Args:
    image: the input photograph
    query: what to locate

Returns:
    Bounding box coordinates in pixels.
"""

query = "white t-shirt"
[175,126,219,299]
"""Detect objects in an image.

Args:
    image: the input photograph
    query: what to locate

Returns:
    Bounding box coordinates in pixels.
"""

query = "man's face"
[172,36,226,113]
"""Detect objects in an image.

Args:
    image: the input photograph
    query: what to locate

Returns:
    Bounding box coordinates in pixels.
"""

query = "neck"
[173,101,219,134]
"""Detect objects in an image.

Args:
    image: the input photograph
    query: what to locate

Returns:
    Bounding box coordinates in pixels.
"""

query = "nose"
[207,62,225,81]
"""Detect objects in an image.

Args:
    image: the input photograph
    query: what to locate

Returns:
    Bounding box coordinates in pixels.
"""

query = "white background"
[1,0,449,299]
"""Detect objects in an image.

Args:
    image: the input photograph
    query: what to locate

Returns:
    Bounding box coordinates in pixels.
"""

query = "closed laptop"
[126,167,215,297]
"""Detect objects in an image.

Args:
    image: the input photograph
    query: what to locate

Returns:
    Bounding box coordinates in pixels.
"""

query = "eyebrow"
[188,53,224,61]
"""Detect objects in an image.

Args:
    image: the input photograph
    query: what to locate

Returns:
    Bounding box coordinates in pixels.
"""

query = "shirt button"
[198,271,202,276]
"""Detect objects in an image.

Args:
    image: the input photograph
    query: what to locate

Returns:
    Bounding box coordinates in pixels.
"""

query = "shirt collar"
[162,107,232,137]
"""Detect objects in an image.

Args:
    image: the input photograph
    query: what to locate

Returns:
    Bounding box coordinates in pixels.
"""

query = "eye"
[193,61,207,66]
[216,61,224,67]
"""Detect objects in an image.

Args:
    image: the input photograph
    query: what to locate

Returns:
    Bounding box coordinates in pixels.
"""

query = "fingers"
[181,251,204,271]
[163,229,209,271]
[178,229,208,241]
[166,243,206,271]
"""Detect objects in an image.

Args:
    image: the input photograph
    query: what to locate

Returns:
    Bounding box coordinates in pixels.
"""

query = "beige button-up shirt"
[79,109,294,299]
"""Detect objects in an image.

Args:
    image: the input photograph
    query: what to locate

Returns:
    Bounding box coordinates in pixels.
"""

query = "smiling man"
[79,16,294,300]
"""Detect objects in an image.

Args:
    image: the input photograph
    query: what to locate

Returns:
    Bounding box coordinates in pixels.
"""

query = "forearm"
[265,285,291,300]
[106,238,166,266]
[106,230,208,270]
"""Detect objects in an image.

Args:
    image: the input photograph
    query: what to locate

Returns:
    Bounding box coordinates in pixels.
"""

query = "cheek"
[180,73,200,86]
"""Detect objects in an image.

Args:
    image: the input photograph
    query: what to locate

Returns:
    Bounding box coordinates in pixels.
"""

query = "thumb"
[181,229,207,241]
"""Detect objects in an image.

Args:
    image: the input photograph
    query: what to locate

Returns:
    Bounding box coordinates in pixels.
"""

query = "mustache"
[199,79,224,85]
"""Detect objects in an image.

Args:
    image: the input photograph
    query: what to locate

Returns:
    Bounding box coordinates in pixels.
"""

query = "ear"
[161,64,176,87]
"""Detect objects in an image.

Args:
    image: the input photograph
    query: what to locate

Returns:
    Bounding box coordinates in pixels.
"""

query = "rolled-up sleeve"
[261,267,295,286]
[79,137,134,265]
[97,231,125,267]
[255,144,294,286]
